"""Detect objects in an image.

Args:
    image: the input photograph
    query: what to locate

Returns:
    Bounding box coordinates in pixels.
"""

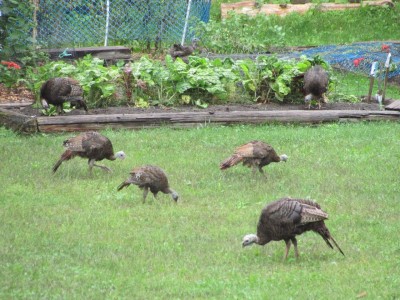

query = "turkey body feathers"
[243,197,344,259]
[117,165,178,203]
[304,65,329,108]
[169,38,199,60]
[169,44,194,59]
[220,140,287,173]
[52,131,125,173]
[40,77,87,114]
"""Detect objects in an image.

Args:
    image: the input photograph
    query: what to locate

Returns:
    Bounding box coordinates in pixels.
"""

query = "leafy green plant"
[127,55,238,107]
[41,102,72,116]
[24,55,122,108]
[196,12,285,54]
[74,56,122,107]
[235,55,333,103]
[0,1,35,60]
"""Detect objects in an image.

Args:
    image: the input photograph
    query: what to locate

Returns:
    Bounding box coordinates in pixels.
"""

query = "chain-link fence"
[33,0,211,48]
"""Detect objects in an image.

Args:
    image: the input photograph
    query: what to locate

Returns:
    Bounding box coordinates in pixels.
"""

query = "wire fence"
[33,0,211,48]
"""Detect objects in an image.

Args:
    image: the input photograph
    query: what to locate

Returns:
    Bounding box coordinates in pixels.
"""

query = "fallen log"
[221,0,394,18]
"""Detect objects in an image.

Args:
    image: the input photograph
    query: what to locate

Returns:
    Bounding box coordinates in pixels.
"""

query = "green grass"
[1,122,399,299]
[208,1,400,48]
[331,70,400,101]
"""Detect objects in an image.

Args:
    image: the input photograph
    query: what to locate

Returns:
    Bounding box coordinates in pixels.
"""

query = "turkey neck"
[255,231,271,245]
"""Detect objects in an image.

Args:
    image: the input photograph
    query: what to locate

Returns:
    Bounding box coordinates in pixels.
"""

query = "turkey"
[40,77,88,115]
[220,140,288,175]
[242,197,344,260]
[52,131,126,174]
[303,65,329,109]
[117,165,178,203]
[169,38,200,62]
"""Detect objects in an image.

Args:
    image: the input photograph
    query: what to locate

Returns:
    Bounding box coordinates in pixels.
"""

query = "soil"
[6,101,388,118]
[0,83,35,106]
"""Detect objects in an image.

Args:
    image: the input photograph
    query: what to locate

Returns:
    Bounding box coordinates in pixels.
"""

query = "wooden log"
[42,46,132,60]
[0,108,38,133]
[221,0,394,18]
[36,110,400,133]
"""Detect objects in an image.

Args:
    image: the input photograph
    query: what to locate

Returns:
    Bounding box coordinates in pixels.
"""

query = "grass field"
[1,122,399,299]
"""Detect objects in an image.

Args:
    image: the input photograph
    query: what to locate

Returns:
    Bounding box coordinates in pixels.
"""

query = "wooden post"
[367,61,377,103]
[31,0,39,43]
[382,52,391,101]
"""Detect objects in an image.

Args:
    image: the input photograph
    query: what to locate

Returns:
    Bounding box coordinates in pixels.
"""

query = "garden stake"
[367,61,378,103]
[181,0,193,45]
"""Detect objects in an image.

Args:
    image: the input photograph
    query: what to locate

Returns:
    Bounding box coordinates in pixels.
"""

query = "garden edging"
[1,108,399,134]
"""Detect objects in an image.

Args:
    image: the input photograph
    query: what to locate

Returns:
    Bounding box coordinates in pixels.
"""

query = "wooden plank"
[43,46,131,60]
[36,110,400,133]
[385,100,400,111]
[0,102,34,108]
[0,108,38,133]
[221,0,394,18]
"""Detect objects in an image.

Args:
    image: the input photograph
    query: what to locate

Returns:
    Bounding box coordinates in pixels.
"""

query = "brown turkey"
[303,65,329,109]
[169,38,200,62]
[220,140,288,175]
[52,131,126,174]
[40,77,88,114]
[117,165,178,203]
[242,197,344,260]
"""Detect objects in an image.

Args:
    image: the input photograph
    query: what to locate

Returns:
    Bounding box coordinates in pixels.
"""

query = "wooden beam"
[35,110,400,133]
[385,100,400,111]
[221,0,394,18]
[2,108,398,134]
[42,46,132,60]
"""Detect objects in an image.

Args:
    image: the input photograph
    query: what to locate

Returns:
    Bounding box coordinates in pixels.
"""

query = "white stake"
[104,0,110,46]
[181,0,193,45]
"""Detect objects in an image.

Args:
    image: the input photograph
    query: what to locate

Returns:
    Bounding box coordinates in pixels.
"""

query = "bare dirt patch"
[0,84,35,107]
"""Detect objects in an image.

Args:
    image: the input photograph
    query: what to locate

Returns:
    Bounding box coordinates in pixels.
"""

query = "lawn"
[0,122,399,299]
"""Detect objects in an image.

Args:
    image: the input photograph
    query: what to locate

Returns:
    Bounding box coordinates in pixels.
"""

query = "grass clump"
[0,122,399,298]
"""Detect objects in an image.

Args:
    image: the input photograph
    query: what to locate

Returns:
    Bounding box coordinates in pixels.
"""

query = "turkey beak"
[41,99,49,109]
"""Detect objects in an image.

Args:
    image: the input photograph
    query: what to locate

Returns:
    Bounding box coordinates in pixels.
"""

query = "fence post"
[181,0,193,45]
[382,52,391,101]
[31,0,39,43]
[104,0,110,46]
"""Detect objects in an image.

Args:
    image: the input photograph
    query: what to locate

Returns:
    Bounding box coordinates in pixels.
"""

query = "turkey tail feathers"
[220,155,243,170]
